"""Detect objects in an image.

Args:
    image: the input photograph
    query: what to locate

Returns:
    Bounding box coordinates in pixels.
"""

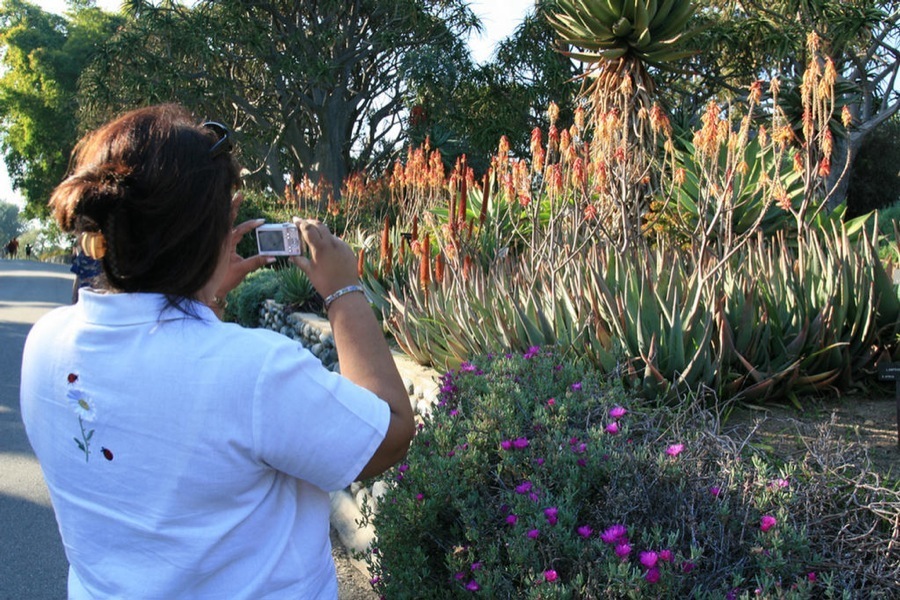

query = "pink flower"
[471,562,483,571]
[710,486,722,497]
[544,507,558,525]
[666,443,684,457]
[571,382,582,391]
[543,569,558,583]
[760,515,777,532]
[600,524,628,545]
[639,551,659,569]
[577,525,593,538]
[614,543,631,560]
[645,567,660,584]
[659,549,673,563]
[500,440,513,450]
[513,437,529,449]
[515,481,532,494]
[527,528,540,539]
[465,579,480,591]
[681,561,695,573]
[807,572,817,582]
[605,422,620,435]
[506,514,518,526]
[546,398,556,406]
[415,493,424,501]
[609,406,627,419]
[398,464,409,472]
[534,458,545,466]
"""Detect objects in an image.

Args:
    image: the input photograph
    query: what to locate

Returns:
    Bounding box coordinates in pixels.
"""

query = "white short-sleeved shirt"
[20,290,390,599]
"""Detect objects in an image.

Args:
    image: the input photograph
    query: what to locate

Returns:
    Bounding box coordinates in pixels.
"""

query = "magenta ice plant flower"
[605,422,620,435]
[600,524,628,545]
[760,515,777,532]
[465,580,480,591]
[639,551,659,569]
[544,507,558,525]
[515,481,532,494]
[571,381,582,391]
[658,549,673,563]
[666,443,685,457]
[500,440,513,450]
[609,405,627,419]
[645,568,660,584]
[471,562,483,571]
[577,525,593,538]
[614,542,631,560]
[506,514,518,526]
[546,398,555,406]
[710,486,722,497]
[527,528,540,539]
[513,437,529,449]
[543,570,558,583]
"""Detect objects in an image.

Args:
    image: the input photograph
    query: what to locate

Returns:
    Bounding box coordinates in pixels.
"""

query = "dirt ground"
[725,391,900,479]
[333,529,379,600]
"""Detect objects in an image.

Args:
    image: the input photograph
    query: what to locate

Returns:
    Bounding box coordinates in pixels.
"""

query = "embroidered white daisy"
[67,389,97,422]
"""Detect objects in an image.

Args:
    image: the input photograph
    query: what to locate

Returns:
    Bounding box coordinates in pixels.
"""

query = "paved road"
[1,259,74,600]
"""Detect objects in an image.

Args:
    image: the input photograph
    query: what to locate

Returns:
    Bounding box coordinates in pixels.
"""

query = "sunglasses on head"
[201,121,233,158]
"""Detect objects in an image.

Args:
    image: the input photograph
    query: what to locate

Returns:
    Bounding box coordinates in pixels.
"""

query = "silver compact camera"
[256,222,303,256]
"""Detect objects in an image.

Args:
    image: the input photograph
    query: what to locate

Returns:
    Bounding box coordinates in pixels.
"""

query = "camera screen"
[257,229,286,252]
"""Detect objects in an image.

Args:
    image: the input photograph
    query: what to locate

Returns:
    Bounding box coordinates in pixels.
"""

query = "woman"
[20,104,414,599]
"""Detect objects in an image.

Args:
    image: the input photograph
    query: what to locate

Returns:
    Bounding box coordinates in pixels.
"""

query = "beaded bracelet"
[324,284,366,310]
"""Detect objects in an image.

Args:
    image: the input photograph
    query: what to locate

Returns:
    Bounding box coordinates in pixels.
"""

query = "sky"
[2,0,536,209]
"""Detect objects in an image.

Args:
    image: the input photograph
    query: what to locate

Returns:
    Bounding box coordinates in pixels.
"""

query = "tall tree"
[0,200,22,242]
[79,0,479,206]
[405,3,581,171]
[0,0,122,218]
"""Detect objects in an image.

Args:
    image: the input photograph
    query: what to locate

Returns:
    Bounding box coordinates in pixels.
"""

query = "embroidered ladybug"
[67,373,78,384]
[101,447,114,461]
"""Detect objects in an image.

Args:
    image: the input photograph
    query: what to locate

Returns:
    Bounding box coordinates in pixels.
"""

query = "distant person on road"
[5,237,17,258]
[19,104,414,599]
[24,243,32,259]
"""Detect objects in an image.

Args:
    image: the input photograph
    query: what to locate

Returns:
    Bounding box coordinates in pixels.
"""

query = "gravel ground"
[332,529,378,599]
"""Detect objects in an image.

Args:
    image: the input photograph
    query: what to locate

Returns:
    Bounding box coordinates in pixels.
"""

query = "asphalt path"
[1,259,74,599]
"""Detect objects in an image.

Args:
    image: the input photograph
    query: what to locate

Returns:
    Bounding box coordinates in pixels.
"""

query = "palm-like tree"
[547,0,699,248]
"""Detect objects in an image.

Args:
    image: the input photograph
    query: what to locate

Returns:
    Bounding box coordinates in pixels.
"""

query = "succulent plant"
[547,0,699,69]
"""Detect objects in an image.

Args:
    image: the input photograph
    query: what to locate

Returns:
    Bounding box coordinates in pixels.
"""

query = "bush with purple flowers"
[359,347,899,598]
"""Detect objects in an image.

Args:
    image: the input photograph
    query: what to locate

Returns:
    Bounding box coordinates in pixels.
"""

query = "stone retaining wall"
[258,300,441,576]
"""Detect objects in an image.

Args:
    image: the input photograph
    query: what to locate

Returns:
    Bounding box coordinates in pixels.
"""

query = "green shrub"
[362,347,899,598]
[224,267,280,326]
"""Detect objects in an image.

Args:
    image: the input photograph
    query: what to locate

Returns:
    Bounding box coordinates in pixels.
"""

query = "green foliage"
[363,348,899,597]
[79,0,480,204]
[547,0,700,68]
[224,267,280,327]
[847,117,900,218]
[380,222,899,405]
[274,265,317,310]
[0,0,122,218]
[0,200,22,242]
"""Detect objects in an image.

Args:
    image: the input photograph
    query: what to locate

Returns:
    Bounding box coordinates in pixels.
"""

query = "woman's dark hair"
[50,104,240,304]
